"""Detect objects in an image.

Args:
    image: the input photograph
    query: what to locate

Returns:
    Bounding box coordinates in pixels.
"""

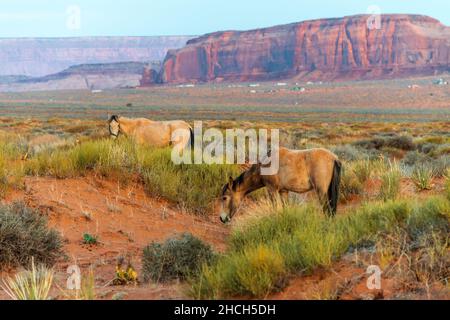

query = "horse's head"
[220,176,244,224]
[108,115,120,139]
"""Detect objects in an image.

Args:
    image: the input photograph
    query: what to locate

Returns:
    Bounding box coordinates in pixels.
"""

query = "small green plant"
[142,233,214,283]
[82,233,98,245]
[411,165,434,191]
[1,258,54,300]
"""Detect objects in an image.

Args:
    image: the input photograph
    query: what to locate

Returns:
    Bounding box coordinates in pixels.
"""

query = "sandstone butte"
[154,14,450,84]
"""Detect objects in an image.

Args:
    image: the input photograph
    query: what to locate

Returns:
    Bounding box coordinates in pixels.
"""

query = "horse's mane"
[222,164,260,195]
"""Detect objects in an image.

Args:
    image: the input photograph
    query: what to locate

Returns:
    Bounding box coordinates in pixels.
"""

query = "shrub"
[401,152,449,178]
[430,155,450,177]
[0,202,63,270]
[331,145,364,161]
[432,143,450,157]
[418,142,438,155]
[354,135,415,151]
[385,135,415,151]
[401,150,430,167]
[353,137,385,150]
[142,233,214,283]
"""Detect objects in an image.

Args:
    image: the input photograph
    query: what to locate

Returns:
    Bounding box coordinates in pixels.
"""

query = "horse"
[219,147,342,223]
[108,115,193,149]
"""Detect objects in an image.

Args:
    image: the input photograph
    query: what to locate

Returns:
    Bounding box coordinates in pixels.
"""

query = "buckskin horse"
[108,115,193,149]
[220,147,342,223]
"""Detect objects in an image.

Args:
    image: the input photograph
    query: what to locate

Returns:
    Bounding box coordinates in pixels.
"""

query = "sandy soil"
[1,175,229,300]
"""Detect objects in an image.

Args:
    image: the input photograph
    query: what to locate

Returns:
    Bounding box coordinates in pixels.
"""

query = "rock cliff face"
[0,36,193,77]
[160,15,450,83]
[0,62,158,92]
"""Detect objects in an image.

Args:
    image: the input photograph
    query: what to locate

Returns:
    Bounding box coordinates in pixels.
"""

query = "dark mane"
[222,164,260,195]
[108,115,119,123]
[233,171,247,190]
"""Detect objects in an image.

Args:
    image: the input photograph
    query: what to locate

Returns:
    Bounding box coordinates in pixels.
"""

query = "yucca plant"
[411,165,434,191]
[1,258,54,300]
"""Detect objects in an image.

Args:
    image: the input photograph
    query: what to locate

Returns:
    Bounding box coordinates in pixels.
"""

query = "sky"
[0,0,449,37]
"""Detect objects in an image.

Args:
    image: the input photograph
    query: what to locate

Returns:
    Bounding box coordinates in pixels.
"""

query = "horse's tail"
[189,127,195,150]
[327,159,342,217]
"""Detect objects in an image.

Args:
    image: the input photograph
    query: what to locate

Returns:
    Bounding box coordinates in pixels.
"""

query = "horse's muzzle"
[220,213,230,224]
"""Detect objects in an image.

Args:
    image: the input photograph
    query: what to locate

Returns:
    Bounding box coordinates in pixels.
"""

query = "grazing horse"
[220,147,341,223]
[108,115,193,149]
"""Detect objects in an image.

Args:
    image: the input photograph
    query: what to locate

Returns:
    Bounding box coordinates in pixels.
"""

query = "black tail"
[327,160,342,217]
[189,127,195,150]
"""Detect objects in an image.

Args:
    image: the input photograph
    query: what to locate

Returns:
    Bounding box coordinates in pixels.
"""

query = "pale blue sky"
[0,0,448,37]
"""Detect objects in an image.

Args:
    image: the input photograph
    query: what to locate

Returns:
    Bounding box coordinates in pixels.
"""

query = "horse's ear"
[228,176,233,188]
[109,115,119,122]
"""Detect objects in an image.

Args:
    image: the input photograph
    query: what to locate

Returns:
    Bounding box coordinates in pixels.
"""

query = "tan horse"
[220,147,341,223]
[108,115,193,149]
